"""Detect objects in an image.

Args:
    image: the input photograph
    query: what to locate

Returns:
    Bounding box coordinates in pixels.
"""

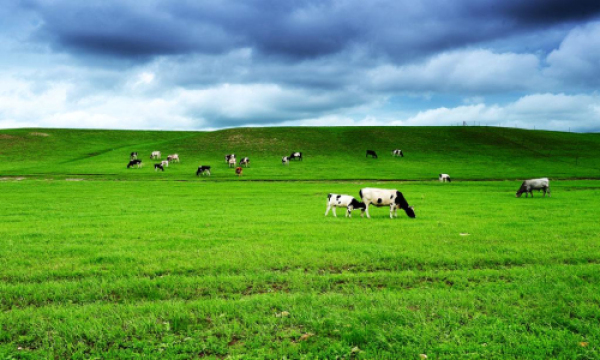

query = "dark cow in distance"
[289,152,303,161]
[127,159,143,169]
[196,166,211,176]
[154,163,164,172]
[366,150,378,158]
[130,152,138,160]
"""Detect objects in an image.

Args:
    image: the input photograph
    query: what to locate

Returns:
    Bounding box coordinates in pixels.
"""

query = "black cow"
[289,152,303,161]
[127,159,143,168]
[196,166,211,176]
[366,150,378,158]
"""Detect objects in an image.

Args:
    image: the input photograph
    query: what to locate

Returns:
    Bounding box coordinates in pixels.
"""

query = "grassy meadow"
[1,127,600,359]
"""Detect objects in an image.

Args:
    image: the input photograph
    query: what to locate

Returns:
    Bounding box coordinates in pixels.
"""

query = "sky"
[1,0,600,132]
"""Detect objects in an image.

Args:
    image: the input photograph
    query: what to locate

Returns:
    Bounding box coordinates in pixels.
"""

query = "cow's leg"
[325,204,332,216]
[332,206,337,217]
[390,204,394,219]
[547,186,551,197]
[346,206,352,218]
[364,203,370,218]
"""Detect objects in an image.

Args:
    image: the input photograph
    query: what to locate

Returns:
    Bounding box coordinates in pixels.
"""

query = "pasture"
[1,127,600,359]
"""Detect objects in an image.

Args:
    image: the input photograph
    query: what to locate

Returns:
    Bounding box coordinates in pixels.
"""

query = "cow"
[196,166,211,176]
[150,151,161,159]
[161,160,169,168]
[359,188,416,219]
[154,163,164,172]
[239,157,250,167]
[225,154,235,163]
[289,152,303,161]
[366,150,378,158]
[130,152,138,160]
[282,156,289,165]
[235,167,243,177]
[325,194,366,218]
[167,154,180,163]
[439,174,451,182]
[516,178,551,198]
[392,149,404,157]
[127,159,143,169]
[228,156,236,168]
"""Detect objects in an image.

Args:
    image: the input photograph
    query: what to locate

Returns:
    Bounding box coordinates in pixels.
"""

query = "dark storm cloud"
[21,0,600,62]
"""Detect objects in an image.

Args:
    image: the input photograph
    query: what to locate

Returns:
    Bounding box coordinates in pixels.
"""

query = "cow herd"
[126,150,304,177]
[126,149,550,219]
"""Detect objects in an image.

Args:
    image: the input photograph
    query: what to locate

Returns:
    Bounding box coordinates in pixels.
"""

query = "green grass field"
[1,127,599,359]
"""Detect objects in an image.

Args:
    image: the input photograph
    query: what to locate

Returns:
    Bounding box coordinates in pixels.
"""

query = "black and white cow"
[289,152,303,161]
[239,157,250,167]
[439,173,451,182]
[130,152,138,160]
[516,178,550,198]
[392,149,404,157]
[225,154,235,163]
[228,156,236,168]
[282,156,289,165]
[127,159,143,168]
[167,154,180,163]
[325,194,366,218]
[196,165,211,176]
[150,151,161,159]
[366,150,378,158]
[161,160,169,168]
[154,163,164,172]
[359,188,416,219]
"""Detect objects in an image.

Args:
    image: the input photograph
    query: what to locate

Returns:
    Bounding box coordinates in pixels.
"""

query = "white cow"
[439,173,451,182]
[161,160,169,168]
[359,187,416,219]
[167,154,180,163]
[228,156,236,168]
[282,156,289,165]
[516,178,550,198]
[392,149,404,157]
[150,151,161,159]
[325,194,366,218]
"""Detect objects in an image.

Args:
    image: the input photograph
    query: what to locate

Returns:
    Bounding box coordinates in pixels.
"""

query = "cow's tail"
[358,189,363,200]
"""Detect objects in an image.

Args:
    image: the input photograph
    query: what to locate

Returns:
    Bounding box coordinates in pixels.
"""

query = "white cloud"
[368,49,542,93]
[544,21,600,87]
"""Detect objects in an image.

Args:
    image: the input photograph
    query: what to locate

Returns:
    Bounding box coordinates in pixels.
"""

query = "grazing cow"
[235,167,243,177]
[196,166,211,176]
[154,163,164,172]
[130,152,138,160]
[225,154,235,163]
[228,156,236,168]
[516,178,551,198]
[366,150,378,158]
[325,194,366,218]
[439,173,451,182]
[150,151,161,159]
[239,157,250,167]
[127,159,143,169]
[282,156,289,165]
[161,160,169,168]
[359,187,416,219]
[289,152,303,161]
[167,154,180,163]
[392,149,404,157]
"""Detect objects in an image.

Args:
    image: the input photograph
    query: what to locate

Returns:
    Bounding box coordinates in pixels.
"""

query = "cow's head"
[515,185,526,197]
[404,206,416,218]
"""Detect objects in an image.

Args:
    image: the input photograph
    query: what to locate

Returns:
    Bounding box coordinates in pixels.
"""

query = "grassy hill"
[1,126,599,180]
